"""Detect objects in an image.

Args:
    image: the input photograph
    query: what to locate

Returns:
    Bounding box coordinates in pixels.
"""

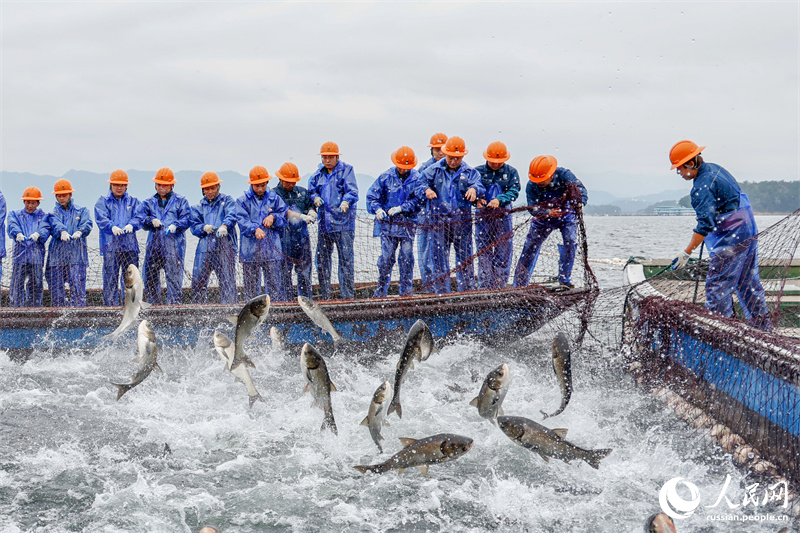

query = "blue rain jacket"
[142,192,191,260]
[236,187,288,262]
[689,162,742,238]
[47,201,92,266]
[7,208,50,265]
[417,159,485,217]
[475,163,521,207]
[0,191,6,260]
[94,191,144,254]
[308,160,359,234]
[274,184,313,257]
[525,167,588,214]
[418,156,439,174]
[190,193,239,263]
[367,167,423,239]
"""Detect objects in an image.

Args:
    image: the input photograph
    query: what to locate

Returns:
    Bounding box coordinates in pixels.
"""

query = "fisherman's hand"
[30,232,40,242]
[217,224,228,238]
[255,227,266,240]
[262,215,274,228]
[388,206,402,217]
[340,201,349,213]
[203,224,215,234]
[308,209,318,222]
[72,231,82,240]
[425,188,437,200]
[464,188,477,202]
[111,226,123,236]
[548,208,563,218]
[375,208,387,221]
[300,214,314,225]
[151,218,162,228]
[671,250,691,271]
[313,197,324,208]
[123,224,134,234]
[60,231,71,242]
[15,233,25,243]
[167,224,177,234]
[487,198,500,209]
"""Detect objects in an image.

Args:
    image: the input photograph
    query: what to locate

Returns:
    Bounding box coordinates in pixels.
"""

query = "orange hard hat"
[529,155,558,183]
[249,165,271,184]
[275,162,301,183]
[428,133,448,148]
[200,171,222,189]
[391,146,418,170]
[669,140,706,170]
[52,179,75,195]
[441,136,468,157]
[107,169,129,184]
[153,167,176,185]
[22,186,43,201]
[483,141,510,164]
[319,141,340,156]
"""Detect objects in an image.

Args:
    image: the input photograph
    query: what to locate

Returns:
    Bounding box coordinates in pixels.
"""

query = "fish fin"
[538,452,550,463]
[399,437,416,447]
[153,363,163,374]
[242,356,256,369]
[303,383,310,393]
[140,301,152,310]
[321,414,338,435]
[540,410,552,420]
[330,382,338,392]
[353,465,370,474]
[585,449,613,470]
[248,393,264,409]
[110,382,131,401]
[469,397,479,407]
[498,406,504,415]
[409,360,415,370]
[553,429,568,440]
[360,416,369,426]
[226,315,238,325]
[418,465,430,477]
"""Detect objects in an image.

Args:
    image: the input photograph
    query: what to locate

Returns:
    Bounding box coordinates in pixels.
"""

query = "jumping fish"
[110,320,161,400]
[645,513,677,533]
[497,415,612,469]
[469,363,510,422]
[354,433,473,475]
[360,381,393,452]
[270,326,285,351]
[297,295,342,348]
[300,343,338,434]
[103,264,151,341]
[541,332,572,419]
[213,330,263,408]
[227,294,270,365]
[213,330,235,371]
[386,320,435,419]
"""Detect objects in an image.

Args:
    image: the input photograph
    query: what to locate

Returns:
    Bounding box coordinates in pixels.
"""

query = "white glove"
[167,224,177,234]
[308,210,318,222]
[217,225,228,238]
[340,201,349,213]
[60,231,71,242]
[375,208,387,221]
[72,231,82,240]
[313,197,324,208]
[30,232,40,242]
[388,206,402,217]
[111,226,123,236]
[300,214,314,224]
[123,224,134,234]
[15,233,25,243]
[203,224,215,234]
[151,218,162,228]
[671,250,691,270]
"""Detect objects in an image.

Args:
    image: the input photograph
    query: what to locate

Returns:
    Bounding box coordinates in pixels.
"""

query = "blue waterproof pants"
[374,235,414,298]
[316,230,355,300]
[475,213,513,290]
[513,216,577,287]
[191,249,237,304]
[416,226,433,292]
[706,240,771,328]
[243,261,284,302]
[46,264,88,307]
[10,263,44,307]
[281,244,313,300]
[144,252,185,305]
[428,219,475,294]
[102,251,139,306]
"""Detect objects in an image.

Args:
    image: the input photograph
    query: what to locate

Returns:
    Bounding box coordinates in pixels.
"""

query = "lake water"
[0,214,794,532]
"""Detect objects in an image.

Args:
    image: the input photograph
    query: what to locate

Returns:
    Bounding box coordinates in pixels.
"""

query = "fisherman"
[308,141,359,300]
[95,170,144,306]
[668,140,772,331]
[416,133,448,292]
[0,189,6,304]
[366,146,423,298]
[45,179,93,307]
[189,171,238,304]
[418,136,485,294]
[273,162,316,300]
[141,167,191,305]
[237,165,288,302]
[7,187,50,307]
[475,141,520,289]
[513,155,587,289]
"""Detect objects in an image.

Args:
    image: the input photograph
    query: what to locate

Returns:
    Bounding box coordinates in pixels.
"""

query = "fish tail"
[386,398,402,419]
[354,464,376,474]
[111,382,132,401]
[322,411,338,435]
[248,393,264,409]
[584,448,613,469]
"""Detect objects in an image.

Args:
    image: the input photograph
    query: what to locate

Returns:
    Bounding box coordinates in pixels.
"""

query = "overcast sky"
[1,1,798,197]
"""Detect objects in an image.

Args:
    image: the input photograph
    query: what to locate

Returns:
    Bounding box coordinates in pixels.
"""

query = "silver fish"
[354,433,473,475]
[213,330,263,408]
[469,363,510,422]
[103,264,151,341]
[269,326,285,351]
[541,332,572,419]
[297,295,343,348]
[497,415,612,469]
[386,320,435,418]
[213,330,235,371]
[645,513,677,533]
[300,343,338,434]
[360,381,393,452]
[227,294,270,366]
[110,320,161,400]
